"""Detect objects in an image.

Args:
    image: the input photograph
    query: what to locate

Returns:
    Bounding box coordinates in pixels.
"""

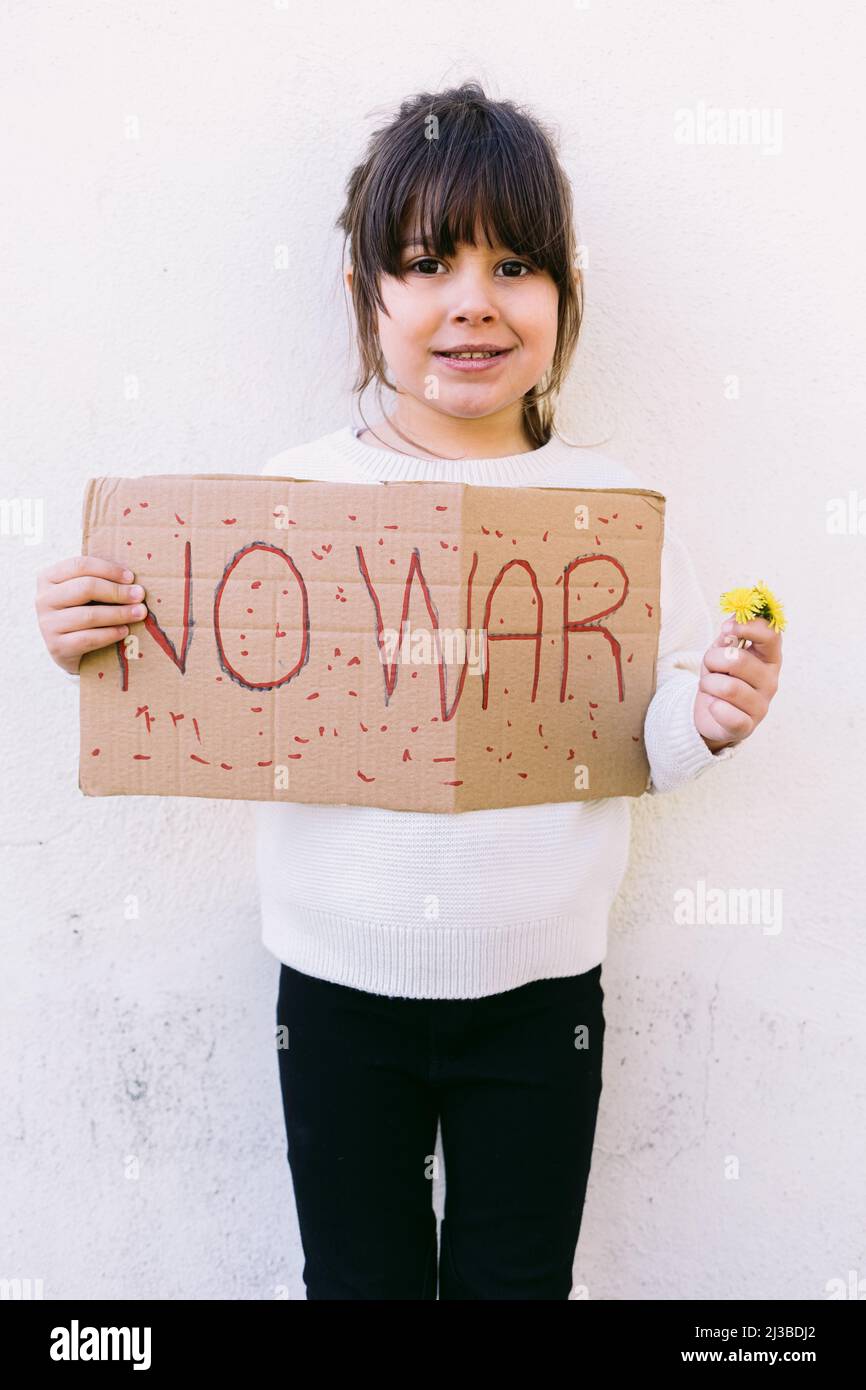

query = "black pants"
[275,960,605,1300]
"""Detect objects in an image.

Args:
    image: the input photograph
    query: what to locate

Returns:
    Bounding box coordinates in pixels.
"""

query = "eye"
[496,260,534,278]
[407,257,445,275]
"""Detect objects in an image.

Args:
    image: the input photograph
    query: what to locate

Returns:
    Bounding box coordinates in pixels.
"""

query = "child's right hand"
[35,556,147,675]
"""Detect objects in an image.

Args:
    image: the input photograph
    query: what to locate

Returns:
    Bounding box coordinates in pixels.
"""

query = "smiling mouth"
[432,348,514,371]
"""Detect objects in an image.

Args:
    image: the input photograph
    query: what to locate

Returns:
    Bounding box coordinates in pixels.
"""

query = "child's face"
[354,226,560,424]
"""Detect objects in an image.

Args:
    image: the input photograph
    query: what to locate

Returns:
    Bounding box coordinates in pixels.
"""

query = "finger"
[722,617,782,662]
[707,641,780,699]
[39,555,136,589]
[38,558,136,597]
[53,601,148,635]
[703,643,765,688]
[39,573,146,611]
[60,627,132,661]
[698,670,764,719]
[705,697,753,740]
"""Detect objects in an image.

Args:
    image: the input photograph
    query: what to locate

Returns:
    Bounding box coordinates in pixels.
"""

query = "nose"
[447,266,500,325]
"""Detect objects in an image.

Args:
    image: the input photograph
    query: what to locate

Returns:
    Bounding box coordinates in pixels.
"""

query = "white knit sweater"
[254,425,743,998]
[66,424,744,998]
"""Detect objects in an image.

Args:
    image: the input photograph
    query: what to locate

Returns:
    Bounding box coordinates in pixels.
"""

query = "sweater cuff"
[644,673,745,795]
[62,668,81,683]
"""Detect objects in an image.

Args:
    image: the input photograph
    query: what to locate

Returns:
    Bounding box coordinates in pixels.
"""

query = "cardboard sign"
[78,474,665,811]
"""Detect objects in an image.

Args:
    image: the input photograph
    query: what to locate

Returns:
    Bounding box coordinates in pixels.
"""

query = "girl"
[37,81,781,1301]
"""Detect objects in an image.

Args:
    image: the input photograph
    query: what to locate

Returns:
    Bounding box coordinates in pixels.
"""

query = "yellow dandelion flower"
[719,586,761,623]
[750,580,787,633]
[720,580,787,637]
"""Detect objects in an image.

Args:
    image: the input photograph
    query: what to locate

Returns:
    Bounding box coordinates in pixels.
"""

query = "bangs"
[355,102,572,305]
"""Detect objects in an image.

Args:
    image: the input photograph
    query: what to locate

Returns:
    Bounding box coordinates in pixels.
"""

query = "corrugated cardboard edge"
[81,477,97,553]
[641,491,665,794]
[79,477,127,798]
[83,472,667,503]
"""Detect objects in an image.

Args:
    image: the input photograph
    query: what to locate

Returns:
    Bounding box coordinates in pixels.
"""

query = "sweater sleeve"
[643,524,746,796]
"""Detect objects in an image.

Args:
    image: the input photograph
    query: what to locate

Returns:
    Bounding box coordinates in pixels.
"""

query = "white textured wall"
[3,0,864,1301]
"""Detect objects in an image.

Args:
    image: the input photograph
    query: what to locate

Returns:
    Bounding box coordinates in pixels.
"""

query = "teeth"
[443,351,499,359]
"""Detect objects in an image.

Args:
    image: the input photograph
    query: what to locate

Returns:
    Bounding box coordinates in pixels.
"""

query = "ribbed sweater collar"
[327,423,569,485]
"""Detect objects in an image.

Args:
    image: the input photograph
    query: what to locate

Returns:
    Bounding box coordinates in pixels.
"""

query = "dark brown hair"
[336,81,583,454]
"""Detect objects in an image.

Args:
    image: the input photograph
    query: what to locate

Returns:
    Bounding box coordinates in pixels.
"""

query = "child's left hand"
[694,617,783,753]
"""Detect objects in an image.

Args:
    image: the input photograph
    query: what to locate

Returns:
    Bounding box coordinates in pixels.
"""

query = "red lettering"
[115,540,634,714]
[355,545,479,722]
[120,538,194,691]
[560,554,628,703]
[481,560,544,710]
[214,542,310,691]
